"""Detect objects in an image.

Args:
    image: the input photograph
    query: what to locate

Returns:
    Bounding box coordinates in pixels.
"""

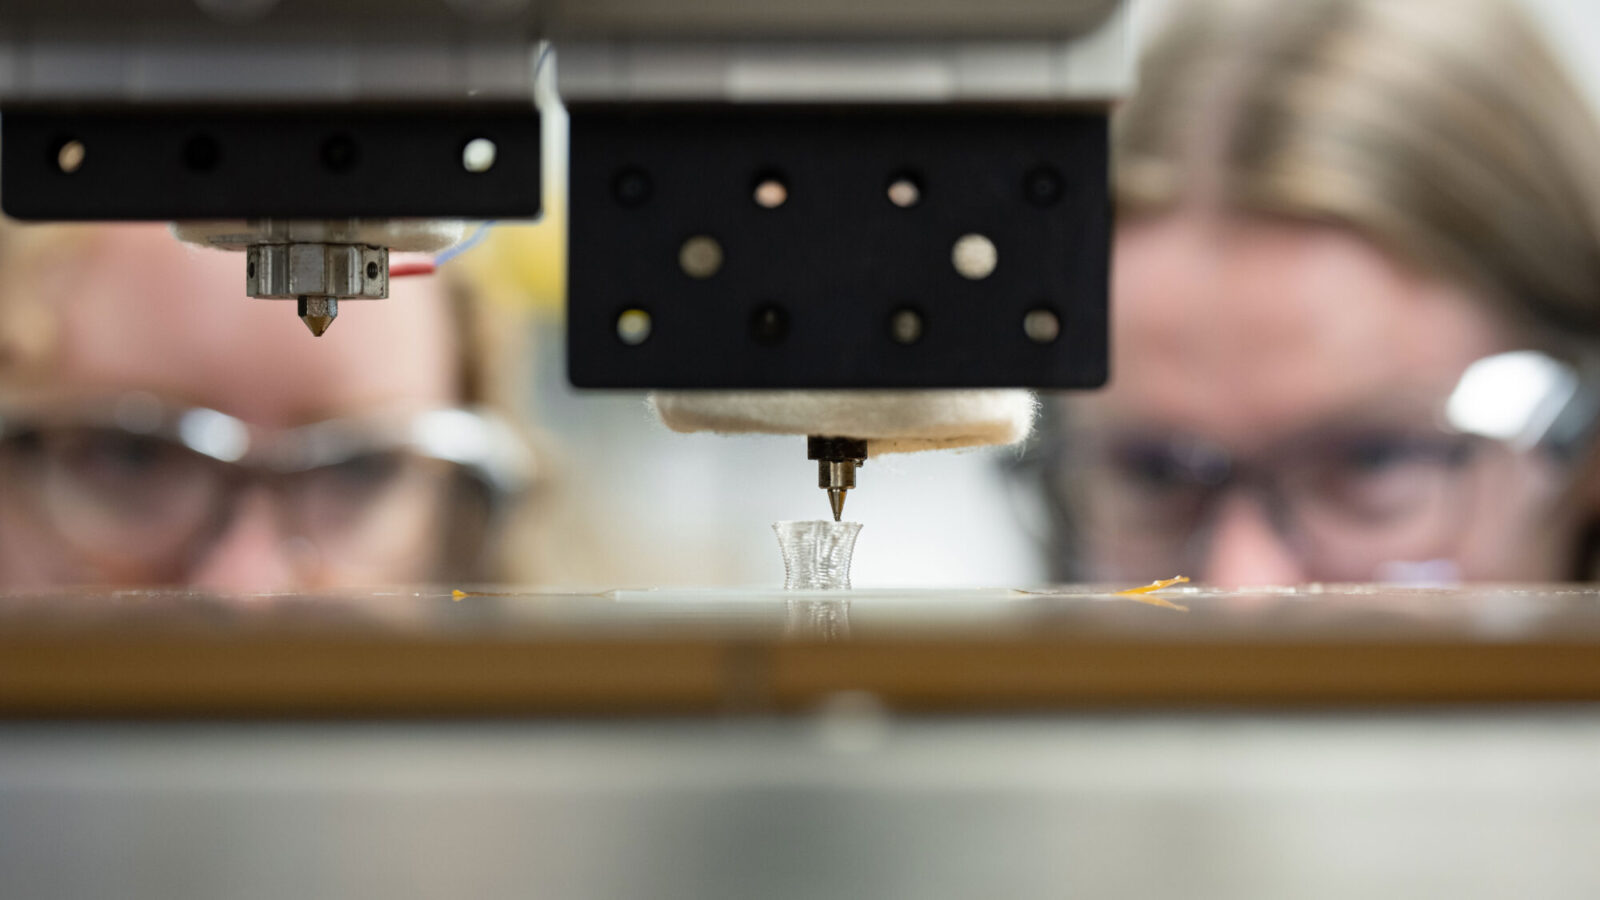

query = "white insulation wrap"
[650,389,1037,455]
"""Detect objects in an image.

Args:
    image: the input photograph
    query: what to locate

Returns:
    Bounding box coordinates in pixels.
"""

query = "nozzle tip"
[297,295,338,337]
[301,315,335,337]
[828,488,846,522]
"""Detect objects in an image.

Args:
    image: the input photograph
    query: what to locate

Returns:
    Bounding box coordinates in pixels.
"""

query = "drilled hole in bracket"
[183,134,220,172]
[952,233,998,280]
[616,308,653,345]
[54,139,86,174]
[462,137,497,173]
[320,134,360,173]
[752,172,789,209]
[1024,165,1065,208]
[679,235,724,279]
[750,303,790,345]
[1024,308,1061,343]
[889,308,923,345]
[612,166,652,207]
[886,172,922,208]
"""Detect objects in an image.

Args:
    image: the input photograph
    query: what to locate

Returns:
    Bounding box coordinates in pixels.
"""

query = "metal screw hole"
[952,233,998,280]
[183,134,220,172]
[617,309,652,345]
[679,235,724,279]
[462,137,497,173]
[886,173,922,208]
[753,173,788,209]
[320,135,359,173]
[1024,165,1064,207]
[613,167,652,207]
[889,308,923,345]
[750,303,790,345]
[55,139,86,174]
[1024,309,1061,344]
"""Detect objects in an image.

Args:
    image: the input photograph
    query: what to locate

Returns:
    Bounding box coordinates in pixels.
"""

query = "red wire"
[389,261,437,278]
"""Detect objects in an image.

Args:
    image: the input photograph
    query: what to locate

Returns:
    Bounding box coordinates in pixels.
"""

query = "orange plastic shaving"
[451,588,521,600]
[1115,576,1191,611]
[1117,576,1190,595]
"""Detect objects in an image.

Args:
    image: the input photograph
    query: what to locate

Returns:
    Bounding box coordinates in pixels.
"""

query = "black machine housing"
[567,105,1110,389]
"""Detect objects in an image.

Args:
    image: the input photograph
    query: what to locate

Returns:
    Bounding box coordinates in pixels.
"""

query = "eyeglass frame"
[0,392,536,582]
[1005,349,1600,582]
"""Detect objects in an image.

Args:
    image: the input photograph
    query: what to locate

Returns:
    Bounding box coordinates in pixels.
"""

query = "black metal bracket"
[1,105,541,220]
[567,105,1109,389]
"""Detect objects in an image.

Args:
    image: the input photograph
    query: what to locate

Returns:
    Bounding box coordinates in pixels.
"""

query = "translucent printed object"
[772,520,863,590]
[786,596,851,639]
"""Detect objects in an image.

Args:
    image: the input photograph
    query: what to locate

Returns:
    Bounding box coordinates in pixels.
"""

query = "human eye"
[34,428,216,533]
[1092,437,1222,534]
[1107,437,1228,493]
[2,427,44,460]
[56,429,195,490]
[1340,434,1472,473]
[1110,442,1188,491]
[312,452,404,499]
[1311,434,1469,522]
[294,452,443,541]
[1341,436,1412,473]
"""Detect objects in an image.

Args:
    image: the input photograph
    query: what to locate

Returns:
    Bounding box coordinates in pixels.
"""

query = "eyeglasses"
[0,394,534,585]
[1076,427,1488,581]
[1033,350,1600,583]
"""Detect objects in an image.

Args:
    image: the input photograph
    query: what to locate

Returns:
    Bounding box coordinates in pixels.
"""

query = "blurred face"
[1070,213,1586,586]
[0,225,460,591]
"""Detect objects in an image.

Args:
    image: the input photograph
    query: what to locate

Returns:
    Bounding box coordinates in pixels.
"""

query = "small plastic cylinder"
[772,520,863,590]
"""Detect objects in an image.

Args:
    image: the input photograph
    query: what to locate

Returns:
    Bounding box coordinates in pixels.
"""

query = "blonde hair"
[0,223,89,378]
[1118,0,1600,349]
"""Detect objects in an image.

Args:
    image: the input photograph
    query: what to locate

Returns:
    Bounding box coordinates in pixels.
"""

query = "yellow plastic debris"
[1115,576,1191,611]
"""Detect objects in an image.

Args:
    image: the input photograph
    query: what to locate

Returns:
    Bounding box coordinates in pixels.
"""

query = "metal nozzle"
[298,295,338,337]
[808,436,868,522]
[248,243,387,337]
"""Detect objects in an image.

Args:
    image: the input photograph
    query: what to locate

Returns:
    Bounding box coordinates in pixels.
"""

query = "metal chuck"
[807,436,868,522]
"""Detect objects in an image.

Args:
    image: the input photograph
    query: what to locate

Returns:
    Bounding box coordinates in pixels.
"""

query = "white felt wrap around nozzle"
[650,390,1038,454]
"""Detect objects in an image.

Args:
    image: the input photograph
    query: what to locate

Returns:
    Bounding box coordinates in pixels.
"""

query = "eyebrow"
[1094,397,1455,453]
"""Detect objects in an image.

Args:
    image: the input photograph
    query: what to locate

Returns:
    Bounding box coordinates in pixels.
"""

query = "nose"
[187,487,308,594]
[1198,492,1306,588]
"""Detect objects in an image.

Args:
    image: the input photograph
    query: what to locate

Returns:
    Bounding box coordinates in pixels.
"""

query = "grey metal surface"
[546,0,1120,38]
[246,243,387,300]
[0,0,534,20]
[3,713,1600,899]
[556,32,1132,102]
[175,220,465,253]
[0,1,1128,103]
[0,0,1116,38]
[0,30,539,103]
